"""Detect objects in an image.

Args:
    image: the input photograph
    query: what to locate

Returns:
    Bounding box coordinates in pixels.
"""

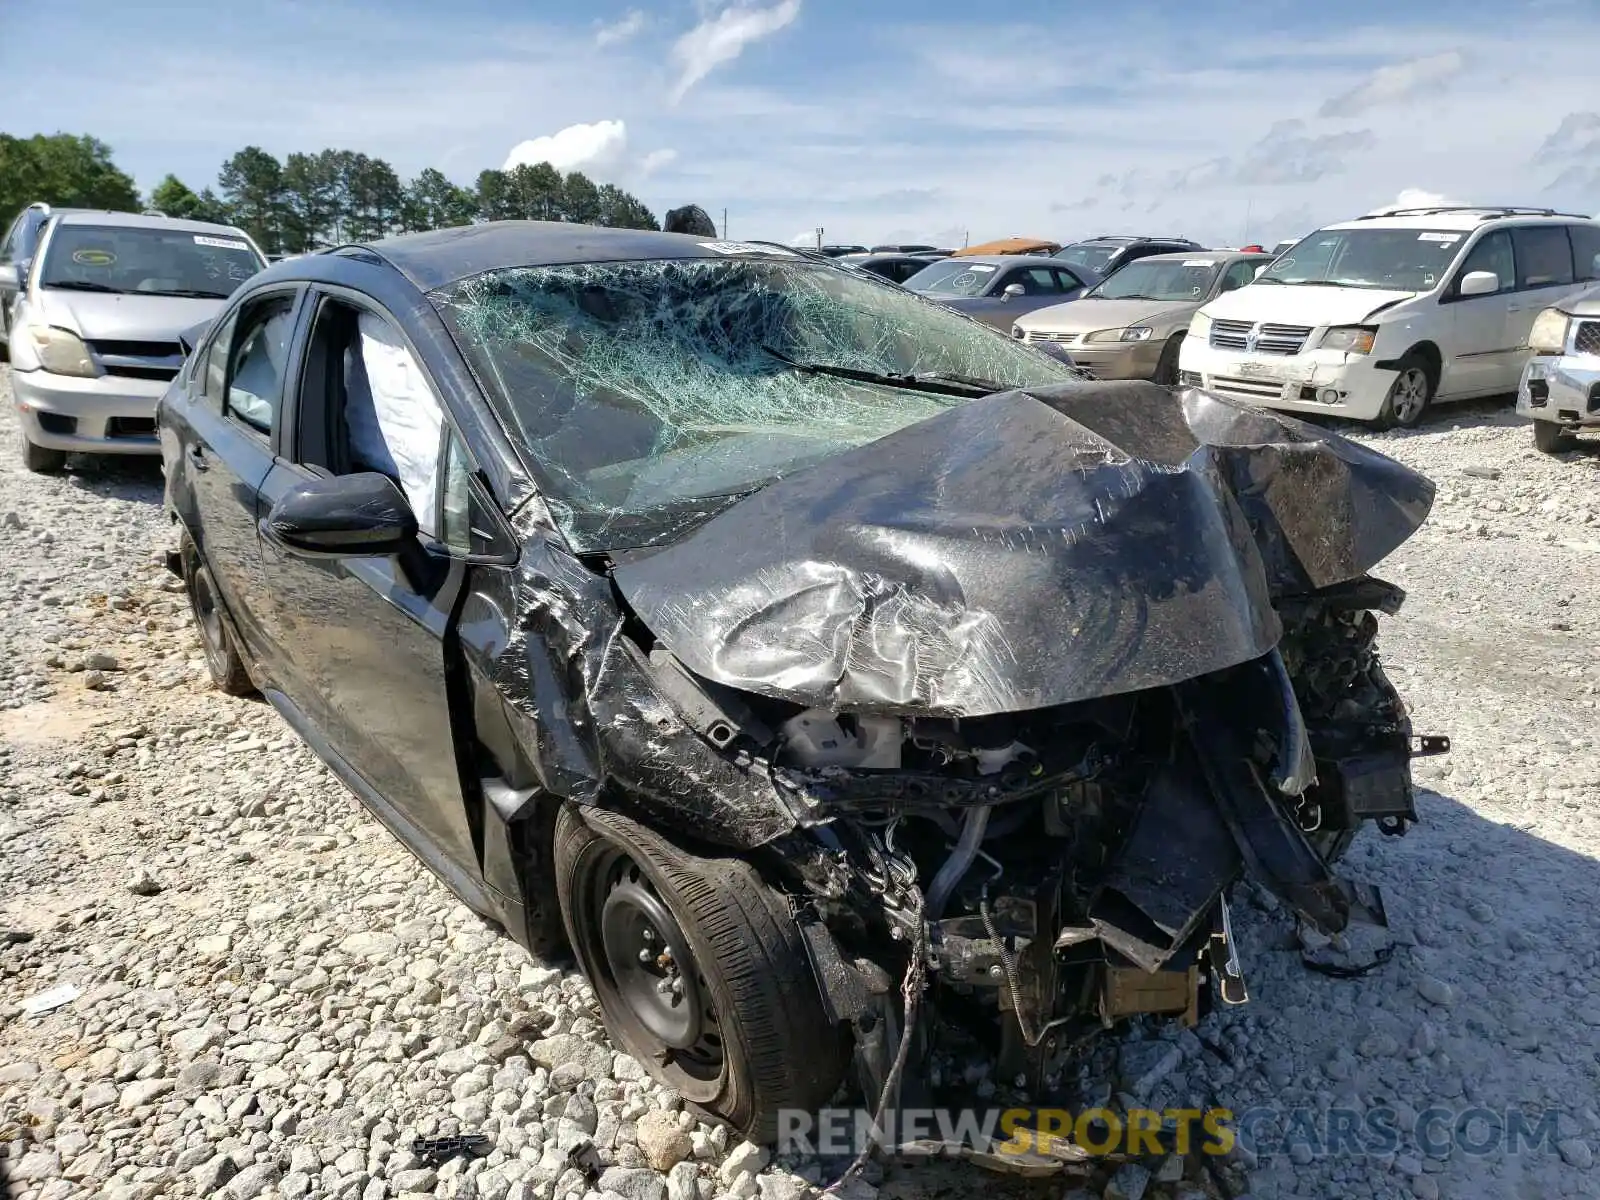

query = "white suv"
[1178,207,1600,427]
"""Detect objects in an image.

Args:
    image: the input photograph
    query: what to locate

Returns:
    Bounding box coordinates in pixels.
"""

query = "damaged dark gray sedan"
[158,223,1442,1146]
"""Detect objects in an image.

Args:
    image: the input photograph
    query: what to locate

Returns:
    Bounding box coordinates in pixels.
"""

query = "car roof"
[1067,235,1198,247]
[52,211,255,239]
[1134,250,1268,264]
[1328,208,1597,232]
[359,222,785,291]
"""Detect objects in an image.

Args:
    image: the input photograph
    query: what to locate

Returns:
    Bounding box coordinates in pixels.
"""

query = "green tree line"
[2,132,661,255]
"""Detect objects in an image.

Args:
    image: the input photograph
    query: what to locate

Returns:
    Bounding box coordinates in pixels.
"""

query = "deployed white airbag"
[344,312,444,536]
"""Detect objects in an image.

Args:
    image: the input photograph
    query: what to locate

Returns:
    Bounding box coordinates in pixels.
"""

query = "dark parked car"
[1053,235,1206,278]
[161,222,1439,1146]
[836,252,935,285]
[903,254,1097,329]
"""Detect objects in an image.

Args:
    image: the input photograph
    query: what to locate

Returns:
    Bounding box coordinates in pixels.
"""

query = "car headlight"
[1085,326,1153,344]
[1528,308,1571,355]
[1011,324,1024,339]
[1318,325,1377,355]
[29,326,99,377]
[1189,311,1213,339]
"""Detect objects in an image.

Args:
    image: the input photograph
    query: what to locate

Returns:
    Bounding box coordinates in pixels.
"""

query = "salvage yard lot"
[2,362,1599,1200]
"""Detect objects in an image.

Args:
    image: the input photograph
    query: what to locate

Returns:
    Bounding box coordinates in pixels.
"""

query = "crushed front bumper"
[1519,352,1600,427]
[11,368,166,455]
[1178,338,1394,422]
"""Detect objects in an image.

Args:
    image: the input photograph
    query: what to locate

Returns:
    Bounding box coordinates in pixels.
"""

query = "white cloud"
[669,0,802,103]
[639,148,679,175]
[1364,188,1467,215]
[595,10,647,47]
[504,119,630,175]
[1318,51,1465,118]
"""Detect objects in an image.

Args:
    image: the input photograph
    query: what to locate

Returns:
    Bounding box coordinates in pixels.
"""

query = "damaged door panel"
[161,228,1446,1150]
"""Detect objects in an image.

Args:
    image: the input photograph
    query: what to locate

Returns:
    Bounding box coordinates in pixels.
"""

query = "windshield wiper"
[761,345,1000,397]
[44,280,131,294]
[148,288,232,299]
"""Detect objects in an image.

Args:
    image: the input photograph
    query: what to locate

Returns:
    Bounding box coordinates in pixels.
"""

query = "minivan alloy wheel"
[1380,359,1433,429]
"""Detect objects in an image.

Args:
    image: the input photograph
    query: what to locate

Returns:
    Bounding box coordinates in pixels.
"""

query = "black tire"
[554,804,847,1142]
[21,436,66,474]
[1153,334,1183,386]
[1375,354,1435,429]
[182,539,255,696]
[1533,420,1576,455]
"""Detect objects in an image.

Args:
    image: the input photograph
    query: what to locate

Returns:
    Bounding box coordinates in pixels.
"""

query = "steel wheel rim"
[589,851,725,1082]
[1391,368,1428,424]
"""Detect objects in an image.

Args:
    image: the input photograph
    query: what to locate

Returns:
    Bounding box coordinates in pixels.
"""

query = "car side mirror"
[1459,270,1500,297]
[177,319,212,358]
[261,472,417,558]
[1002,283,1026,298]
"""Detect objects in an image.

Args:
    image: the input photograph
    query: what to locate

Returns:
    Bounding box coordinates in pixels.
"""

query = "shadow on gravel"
[55,455,165,504]
[1211,780,1600,1198]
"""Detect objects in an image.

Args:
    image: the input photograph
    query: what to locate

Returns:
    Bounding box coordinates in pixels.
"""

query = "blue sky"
[5,0,1599,246]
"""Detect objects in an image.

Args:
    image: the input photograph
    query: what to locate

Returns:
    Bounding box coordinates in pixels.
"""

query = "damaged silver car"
[159,225,1441,1146]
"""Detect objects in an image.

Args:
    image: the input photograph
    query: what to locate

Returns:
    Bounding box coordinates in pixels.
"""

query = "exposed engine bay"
[639,573,1443,1117]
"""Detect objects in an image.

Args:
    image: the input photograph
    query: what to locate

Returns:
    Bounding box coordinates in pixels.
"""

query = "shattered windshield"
[1262,228,1466,291]
[434,255,1079,551]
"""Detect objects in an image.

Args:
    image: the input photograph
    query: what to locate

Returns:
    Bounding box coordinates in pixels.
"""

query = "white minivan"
[1178,207,1600,427]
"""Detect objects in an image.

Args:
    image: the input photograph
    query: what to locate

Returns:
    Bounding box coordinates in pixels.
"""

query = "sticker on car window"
[1417,233,1461,243]
[966,264,997,273]
[194,235,250,250]
[71,248,115,266]
[1183,260,1211,267]
[698,241,798,256]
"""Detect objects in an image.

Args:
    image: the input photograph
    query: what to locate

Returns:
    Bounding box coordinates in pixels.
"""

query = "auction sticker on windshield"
[194,235,250,250]
[1417,233,1461,243]
[72,249,115,266]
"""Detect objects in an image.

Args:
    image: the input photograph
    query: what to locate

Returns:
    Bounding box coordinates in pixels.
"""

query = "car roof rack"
[141,209,168,218]
[1355,205,1589,221]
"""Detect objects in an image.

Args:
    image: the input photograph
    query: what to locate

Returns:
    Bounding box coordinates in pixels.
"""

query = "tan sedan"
[1012,250,1270,384]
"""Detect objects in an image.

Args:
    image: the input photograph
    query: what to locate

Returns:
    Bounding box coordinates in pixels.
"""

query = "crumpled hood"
[1201,283,1418,328]
[612,381,1434,718]
[31,289,226,342]
[1023,296,1191,335]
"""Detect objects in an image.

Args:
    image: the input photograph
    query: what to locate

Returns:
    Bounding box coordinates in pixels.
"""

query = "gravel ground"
[1,365,1597,1200]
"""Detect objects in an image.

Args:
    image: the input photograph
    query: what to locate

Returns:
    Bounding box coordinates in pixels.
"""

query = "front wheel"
[182,540,255,696]
[1375,355,1435,429]
[21,436,66,474]
[1153,334,1184,386]
[554,805,846,1142]
[1533,420,1577,455]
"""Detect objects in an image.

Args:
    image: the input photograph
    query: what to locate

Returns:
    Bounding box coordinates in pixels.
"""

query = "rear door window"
[1568,224,1600,282]
[1510,226,1575,290]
